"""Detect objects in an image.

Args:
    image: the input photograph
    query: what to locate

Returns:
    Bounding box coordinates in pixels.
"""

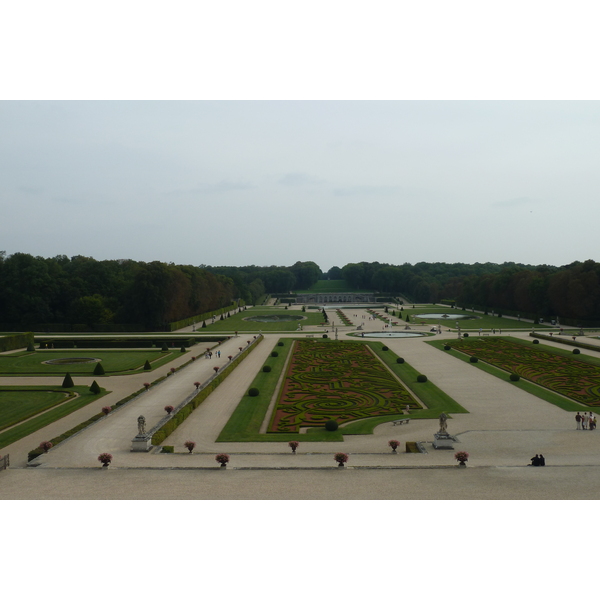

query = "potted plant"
[170,367,176,374]
[39,441,53,453]
[184,440,196,454]
[144,382,150,391]
[215,453,230,468]
[101,406,112,416]
[388,440,400,453]
[454,450,469,467]
[98,452,113,467]
[194,381,201,389]
[228,355,233,361]
[213,366,219,373]
[164,405,174,415]
[289,441,300,454]
[334,452,349,467]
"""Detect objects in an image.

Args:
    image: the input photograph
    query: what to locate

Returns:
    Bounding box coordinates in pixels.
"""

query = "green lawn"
[199,308,326,332]
[0,349,180,376]
[0,385,110,450]
[398,306,553,331]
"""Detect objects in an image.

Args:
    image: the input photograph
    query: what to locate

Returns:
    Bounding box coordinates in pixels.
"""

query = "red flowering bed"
[268,340,418,432]
[446,338,600,407]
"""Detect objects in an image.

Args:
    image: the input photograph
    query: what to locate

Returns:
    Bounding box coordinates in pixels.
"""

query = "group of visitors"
[204,350,222,359]
[529,454,546,466]
[575,412,597,430]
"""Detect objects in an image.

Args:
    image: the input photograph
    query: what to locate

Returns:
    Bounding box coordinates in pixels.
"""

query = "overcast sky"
[2,100,599,272]
[2,3,599,274]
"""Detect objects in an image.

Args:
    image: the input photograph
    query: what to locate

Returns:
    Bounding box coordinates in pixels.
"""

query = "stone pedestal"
[131,435,153,452]
[433,433,456,449]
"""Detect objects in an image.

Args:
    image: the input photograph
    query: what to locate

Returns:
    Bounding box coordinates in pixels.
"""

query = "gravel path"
[2,310,599,499]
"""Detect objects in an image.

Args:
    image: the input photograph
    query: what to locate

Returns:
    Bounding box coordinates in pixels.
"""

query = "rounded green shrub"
[248,387,260,397]
[532,339,539,344]
[573,348,581,354]
[277,341,284,346]
[396,357,405,364]
[325,420,338,431]
[463,333,469,338]
[382,346,389,351]
[271,351,278,357]
[444,345,451,351]
[470,356,478,363]
[417,374,427,383]
[510,373,520,381]
[262,365,272,372]
[322,334,328,338]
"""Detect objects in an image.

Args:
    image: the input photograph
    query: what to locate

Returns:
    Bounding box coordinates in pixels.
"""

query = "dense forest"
[334,260,600,324]
[0,253,237,330]
[2,252,599,330]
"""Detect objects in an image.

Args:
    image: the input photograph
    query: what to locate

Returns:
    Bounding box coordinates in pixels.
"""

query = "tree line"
[2,251,598,329]
[331,260,600,324]
[0,252,237,330]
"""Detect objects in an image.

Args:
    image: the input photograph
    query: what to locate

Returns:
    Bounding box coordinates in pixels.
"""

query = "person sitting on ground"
[529,454,540,466]
[539,454,545,466]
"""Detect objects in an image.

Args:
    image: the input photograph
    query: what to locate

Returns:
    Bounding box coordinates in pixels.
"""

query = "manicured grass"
[0,386,110,450]
[427,338,593,411]
[399,306,553,331]
[0,349,179,376]
[200,308,326,332]
[0,387,76,430]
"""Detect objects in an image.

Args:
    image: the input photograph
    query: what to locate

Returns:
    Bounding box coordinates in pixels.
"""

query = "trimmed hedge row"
[150,336,263,445]
[168,303,242,331]
[0,332,34,353]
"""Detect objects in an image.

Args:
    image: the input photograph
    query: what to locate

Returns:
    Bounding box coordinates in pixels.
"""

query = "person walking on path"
[583,413,589,430]
[576,412,582,429]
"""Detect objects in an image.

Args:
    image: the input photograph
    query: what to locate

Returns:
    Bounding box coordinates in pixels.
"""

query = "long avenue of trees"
[2,252,599,329]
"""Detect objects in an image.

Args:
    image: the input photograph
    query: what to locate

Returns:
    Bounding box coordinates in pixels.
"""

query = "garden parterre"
[444,337,600,407]
[268,339,420,432]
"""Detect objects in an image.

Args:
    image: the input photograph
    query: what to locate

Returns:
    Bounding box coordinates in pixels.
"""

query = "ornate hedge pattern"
[268,340,418,432]
[446,338,600,407]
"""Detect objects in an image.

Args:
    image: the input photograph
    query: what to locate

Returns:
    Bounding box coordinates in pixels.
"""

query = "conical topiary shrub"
[62,372,74,388]
[93,362,105,376]
[90,380,101,394]
[143,359,152,370]
[27,342,35,352]
[161,343,168,352]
